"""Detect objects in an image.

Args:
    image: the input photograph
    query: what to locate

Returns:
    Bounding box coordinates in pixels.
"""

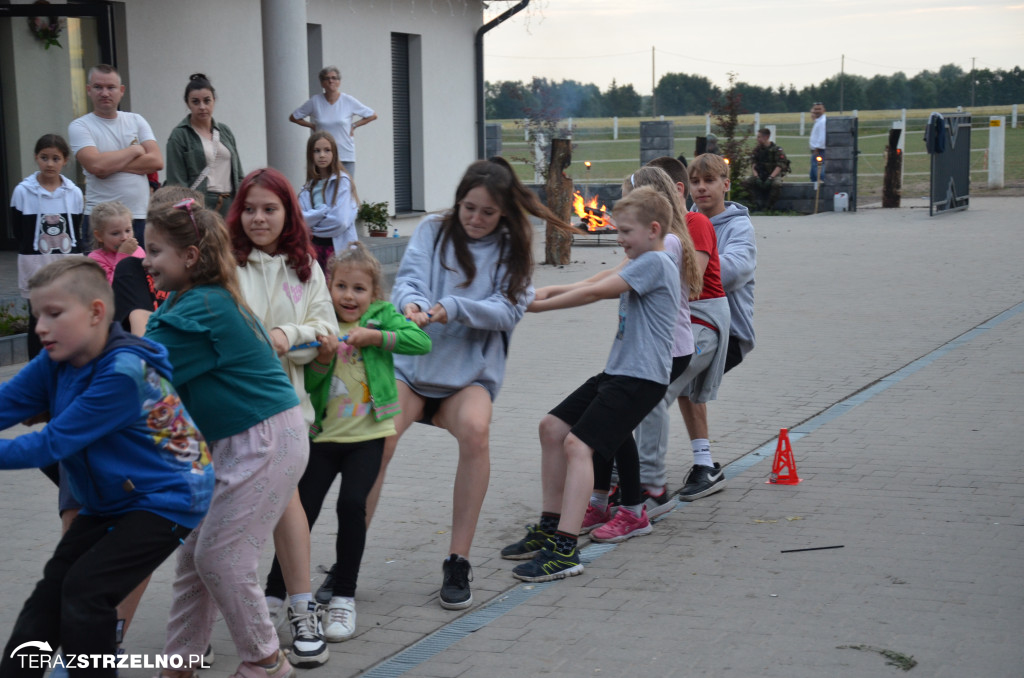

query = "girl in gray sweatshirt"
[372,157,572,611]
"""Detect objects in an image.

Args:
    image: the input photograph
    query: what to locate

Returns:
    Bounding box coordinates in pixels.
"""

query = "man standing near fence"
[809,102,827,182]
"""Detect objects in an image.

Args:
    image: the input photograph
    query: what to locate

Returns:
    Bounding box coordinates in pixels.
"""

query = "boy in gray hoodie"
[677,153,756,501]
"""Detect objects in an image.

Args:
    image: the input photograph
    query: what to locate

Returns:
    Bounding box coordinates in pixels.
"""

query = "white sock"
[266,595,285,610]
[642,483,664,496]
[691,438,713,467]
[289,592,313,609]
[622,503,643,518]
[330,595,355,607]
[590,490,609,511]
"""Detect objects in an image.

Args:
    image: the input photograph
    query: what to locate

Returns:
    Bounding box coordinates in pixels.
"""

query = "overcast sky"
[482,0,1023,93]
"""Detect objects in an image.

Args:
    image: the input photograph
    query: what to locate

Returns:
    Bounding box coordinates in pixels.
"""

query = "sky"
[483,0,1024,94]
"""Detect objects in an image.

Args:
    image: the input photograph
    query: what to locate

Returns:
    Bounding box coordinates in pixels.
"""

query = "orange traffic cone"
[766,428,802,485]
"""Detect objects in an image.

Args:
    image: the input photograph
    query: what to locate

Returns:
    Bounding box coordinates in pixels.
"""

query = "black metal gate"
[929,113,971,216]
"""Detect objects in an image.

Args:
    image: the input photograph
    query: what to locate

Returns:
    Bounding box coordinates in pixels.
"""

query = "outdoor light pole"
[724,158,731,201]
[813,155,823,214]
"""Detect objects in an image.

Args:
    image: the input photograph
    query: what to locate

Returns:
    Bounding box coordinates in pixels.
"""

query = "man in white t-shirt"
[808,102,827,182]
[68,64,162,244]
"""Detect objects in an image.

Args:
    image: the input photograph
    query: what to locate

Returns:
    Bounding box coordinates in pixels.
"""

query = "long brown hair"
[146,200,251,315]
[623,166,704,299]
[304,131,358,208]
[439,157,571,303]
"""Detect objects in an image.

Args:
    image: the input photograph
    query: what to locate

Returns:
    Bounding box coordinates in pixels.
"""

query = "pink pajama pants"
[162,405,308,666]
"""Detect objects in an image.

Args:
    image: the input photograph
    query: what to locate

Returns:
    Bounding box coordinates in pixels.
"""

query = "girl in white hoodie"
[9,134,84,359]
[227,167,338,668]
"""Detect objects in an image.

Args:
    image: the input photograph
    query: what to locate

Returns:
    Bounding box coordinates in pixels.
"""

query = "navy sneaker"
[512,540,584,583]
[500,524,553,560]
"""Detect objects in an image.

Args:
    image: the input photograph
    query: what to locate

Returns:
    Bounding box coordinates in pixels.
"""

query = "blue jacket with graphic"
[0,325,213,528]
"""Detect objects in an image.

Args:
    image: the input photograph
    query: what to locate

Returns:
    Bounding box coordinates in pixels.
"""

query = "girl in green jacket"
[266,241,430,643]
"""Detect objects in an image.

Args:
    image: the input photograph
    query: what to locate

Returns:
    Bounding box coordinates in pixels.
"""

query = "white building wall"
[3,0,483,220]
[123,0,482,214]
[120,0,268,183]
[306,0,481,213]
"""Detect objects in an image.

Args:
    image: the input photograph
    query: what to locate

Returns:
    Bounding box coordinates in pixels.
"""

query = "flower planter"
[0,333,28,367]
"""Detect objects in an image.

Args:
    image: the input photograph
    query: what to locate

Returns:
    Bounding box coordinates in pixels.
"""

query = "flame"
[572,191,615,232]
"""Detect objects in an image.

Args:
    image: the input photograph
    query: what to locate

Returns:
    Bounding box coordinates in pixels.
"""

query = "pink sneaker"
[229,650,294,678]
[591,505,652,543]
[580,503,613,534]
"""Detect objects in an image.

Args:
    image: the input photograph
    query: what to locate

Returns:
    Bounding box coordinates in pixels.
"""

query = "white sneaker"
[286,601,329,667]
[323,596,357,642]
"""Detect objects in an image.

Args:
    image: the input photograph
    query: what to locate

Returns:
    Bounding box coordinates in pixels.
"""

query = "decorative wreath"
[28,0,64,50]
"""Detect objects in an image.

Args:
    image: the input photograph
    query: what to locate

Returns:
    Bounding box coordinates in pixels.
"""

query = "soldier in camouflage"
[743,128,790,211]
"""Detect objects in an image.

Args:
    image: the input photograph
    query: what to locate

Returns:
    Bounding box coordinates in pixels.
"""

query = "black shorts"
[549,373,667,462]
[724,335,744,374]
[417,396,446,426]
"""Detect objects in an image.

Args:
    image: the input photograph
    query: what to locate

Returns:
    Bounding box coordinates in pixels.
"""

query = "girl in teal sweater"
[266,242,430,642]
[144,199,306,678]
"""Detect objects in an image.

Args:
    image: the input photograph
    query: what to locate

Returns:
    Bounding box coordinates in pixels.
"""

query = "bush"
[0,301,29,337]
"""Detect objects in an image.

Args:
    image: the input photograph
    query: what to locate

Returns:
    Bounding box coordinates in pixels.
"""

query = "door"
[0,3,116,250]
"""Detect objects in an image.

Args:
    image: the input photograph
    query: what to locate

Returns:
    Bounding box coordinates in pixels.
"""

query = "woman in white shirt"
[289,66,377,177]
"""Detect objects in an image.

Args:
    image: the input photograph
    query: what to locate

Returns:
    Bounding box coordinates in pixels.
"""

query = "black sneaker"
[512,540,584,582]
[678,463,726,501]
[642,485,678,519]
[315,563,336,605]
[500,524,553,560]
[440,554,473,610]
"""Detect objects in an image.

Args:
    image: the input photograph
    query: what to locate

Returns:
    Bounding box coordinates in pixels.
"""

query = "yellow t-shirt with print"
[314,321,397,443]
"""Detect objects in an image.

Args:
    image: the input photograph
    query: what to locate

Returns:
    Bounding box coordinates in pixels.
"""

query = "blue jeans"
[809,152,825,182]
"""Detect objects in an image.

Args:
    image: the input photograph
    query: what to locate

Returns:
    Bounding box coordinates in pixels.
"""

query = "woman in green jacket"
[164,73,243,217]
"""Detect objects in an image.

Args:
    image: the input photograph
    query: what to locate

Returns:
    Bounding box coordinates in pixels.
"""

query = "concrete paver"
[1,198,1022,677]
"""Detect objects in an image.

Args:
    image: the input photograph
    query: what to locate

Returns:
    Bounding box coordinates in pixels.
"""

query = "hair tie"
[173,198,201,241]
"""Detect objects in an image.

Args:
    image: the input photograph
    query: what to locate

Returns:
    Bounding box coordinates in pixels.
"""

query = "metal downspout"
[475,0,530,159]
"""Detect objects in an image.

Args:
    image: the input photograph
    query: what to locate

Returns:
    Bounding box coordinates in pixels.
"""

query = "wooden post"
[544,138,574,266]
[882,127,902,208]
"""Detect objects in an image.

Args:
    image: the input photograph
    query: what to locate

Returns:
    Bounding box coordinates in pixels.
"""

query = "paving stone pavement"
[1,198,1023,677]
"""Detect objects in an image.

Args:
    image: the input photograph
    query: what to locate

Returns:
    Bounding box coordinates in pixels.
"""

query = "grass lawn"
[495,106,1024,204]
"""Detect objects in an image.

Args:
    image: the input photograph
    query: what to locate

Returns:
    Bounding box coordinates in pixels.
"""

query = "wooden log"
[544,138,574,265]
[882,128,902,208]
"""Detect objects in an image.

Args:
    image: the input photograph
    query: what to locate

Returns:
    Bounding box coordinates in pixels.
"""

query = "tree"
[654,73,719,115]
[485,80,530,119]
[603,80,642,117]
[711,73,751,199]
[552,79,603,118]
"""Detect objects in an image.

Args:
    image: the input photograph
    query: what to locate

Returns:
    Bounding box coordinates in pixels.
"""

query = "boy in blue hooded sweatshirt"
[0,257,213,678]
